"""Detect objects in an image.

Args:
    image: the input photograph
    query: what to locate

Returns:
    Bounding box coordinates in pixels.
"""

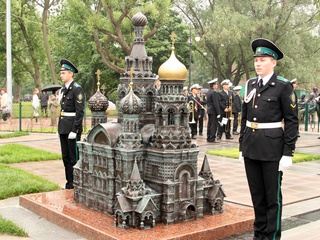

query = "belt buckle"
[251,122,258,129]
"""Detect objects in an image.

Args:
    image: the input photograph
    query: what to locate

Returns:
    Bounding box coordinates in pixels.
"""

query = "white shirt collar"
[65,80,73,89]
[259,72,274,86]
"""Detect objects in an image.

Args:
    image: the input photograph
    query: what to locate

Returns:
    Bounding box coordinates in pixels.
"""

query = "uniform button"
[255,105,258,108]
[252,129,255,132]
[257,94,261,97]
[253,117,257,121]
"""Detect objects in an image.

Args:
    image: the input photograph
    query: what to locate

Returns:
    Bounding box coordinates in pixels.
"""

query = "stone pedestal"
[20,190,254,240]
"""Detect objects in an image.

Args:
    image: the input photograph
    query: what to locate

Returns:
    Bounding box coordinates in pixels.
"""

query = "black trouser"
[233,113,239,132]
[41,106,48,117]
[189,120,198,136]
[198,111,204,134]
[244,158,282,240]
[218,115,231,139]
[59,134,80,189]
[207,114,218,141]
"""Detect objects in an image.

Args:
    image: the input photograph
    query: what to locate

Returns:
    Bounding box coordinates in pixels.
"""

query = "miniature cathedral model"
[73,8,225,230]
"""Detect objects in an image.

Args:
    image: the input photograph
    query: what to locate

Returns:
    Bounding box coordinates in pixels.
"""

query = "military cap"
[190,83,201,91]
[60,59,78,73]
[221,79,231,86]
[208,78,218,84]
[183,86,188,91]
[290,78,297,84]
[251,38,283,60]
[233,86,242,91]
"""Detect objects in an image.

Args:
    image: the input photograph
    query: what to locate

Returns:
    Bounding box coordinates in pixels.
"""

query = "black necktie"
[258,78,263,88]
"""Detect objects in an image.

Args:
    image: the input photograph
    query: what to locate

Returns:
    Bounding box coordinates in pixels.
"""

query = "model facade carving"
[74,9,225,230]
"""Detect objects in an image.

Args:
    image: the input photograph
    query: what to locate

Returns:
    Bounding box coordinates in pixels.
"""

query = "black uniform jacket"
[206,89,220,116]
[58,81,85,135]
[232,94,242,114]
[218,90,233,116]
[188,94,202,120]
[239,74,298,161]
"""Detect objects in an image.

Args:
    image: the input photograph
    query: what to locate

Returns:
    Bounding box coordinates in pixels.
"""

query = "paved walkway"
[0,118,319,239]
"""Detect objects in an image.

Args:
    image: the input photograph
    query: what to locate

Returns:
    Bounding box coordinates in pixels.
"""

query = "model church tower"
[73,8,225,230]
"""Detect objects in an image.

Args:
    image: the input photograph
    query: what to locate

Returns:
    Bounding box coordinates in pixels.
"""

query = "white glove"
[279,156,292,171]
[217,115,221,118]
[68,132,77,139]
[238,151,244,164]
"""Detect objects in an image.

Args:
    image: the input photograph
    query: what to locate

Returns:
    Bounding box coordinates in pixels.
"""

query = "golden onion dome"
[158,46,187,81]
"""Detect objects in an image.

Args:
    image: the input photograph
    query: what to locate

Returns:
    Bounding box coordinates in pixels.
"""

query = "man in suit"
[239,38,298,240]
[232,86,242,135]
[58,59,85,189]
[188,84,202,139]
[218,79,233,140]
[206,78,221,142]
[198,86,206,136]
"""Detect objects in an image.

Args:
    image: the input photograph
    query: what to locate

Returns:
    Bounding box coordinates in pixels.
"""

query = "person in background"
[154,75,161,95]
[58,59,85,189]
[188,84,201,139]
[198,86,206,136]
[183,86,189,96]
[32,88,40,122]
[206,78,221,143]
[218,79,234,140]
[40,90,49,117]
[239,38,298,240]
[0,88,11,121]
[232,86,242,135]
[48,91,59,126]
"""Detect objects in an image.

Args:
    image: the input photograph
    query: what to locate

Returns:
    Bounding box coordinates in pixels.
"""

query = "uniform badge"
[290,92,296,108]
[257,47,261,53]
[77,93,83,103]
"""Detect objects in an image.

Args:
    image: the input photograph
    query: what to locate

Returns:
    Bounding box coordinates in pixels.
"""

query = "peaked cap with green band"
[251,38,283,60]
[60,59,78,73]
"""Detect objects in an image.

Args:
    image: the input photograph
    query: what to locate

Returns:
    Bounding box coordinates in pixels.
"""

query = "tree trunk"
[42,0,58,84]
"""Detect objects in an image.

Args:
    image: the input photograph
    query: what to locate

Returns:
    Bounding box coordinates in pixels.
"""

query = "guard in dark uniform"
[206,78,221,142]
[58,59,85,189]
[218,79,234,140]
[239,39,298,240]
[188,84,201,139]
[232,86,242,135]
[198,86,206,136]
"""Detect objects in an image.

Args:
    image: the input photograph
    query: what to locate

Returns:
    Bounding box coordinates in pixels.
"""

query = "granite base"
[19,190,254,240]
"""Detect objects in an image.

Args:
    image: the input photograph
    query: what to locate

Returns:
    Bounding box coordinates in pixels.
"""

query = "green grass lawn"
[0,143,62,237]
[0,216,28,237]
[0,132,29,138]
[0,144,61,164]
[206,148,320,163]
[0,164,60,200]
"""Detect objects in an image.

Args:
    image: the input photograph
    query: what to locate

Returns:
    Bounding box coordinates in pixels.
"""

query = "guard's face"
[254,56,277,78]
[222,84,230,91]
[60,70,73,84]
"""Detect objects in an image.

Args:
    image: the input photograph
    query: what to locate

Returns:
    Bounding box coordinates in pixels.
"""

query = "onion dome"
[132,11,147,27]
[88,90,109,112]
[119,86,142,114]
[158,46,187,81]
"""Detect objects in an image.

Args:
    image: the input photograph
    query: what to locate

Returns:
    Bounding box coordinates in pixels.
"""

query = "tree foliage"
[1,0,320,101]
[175,0,320,89]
